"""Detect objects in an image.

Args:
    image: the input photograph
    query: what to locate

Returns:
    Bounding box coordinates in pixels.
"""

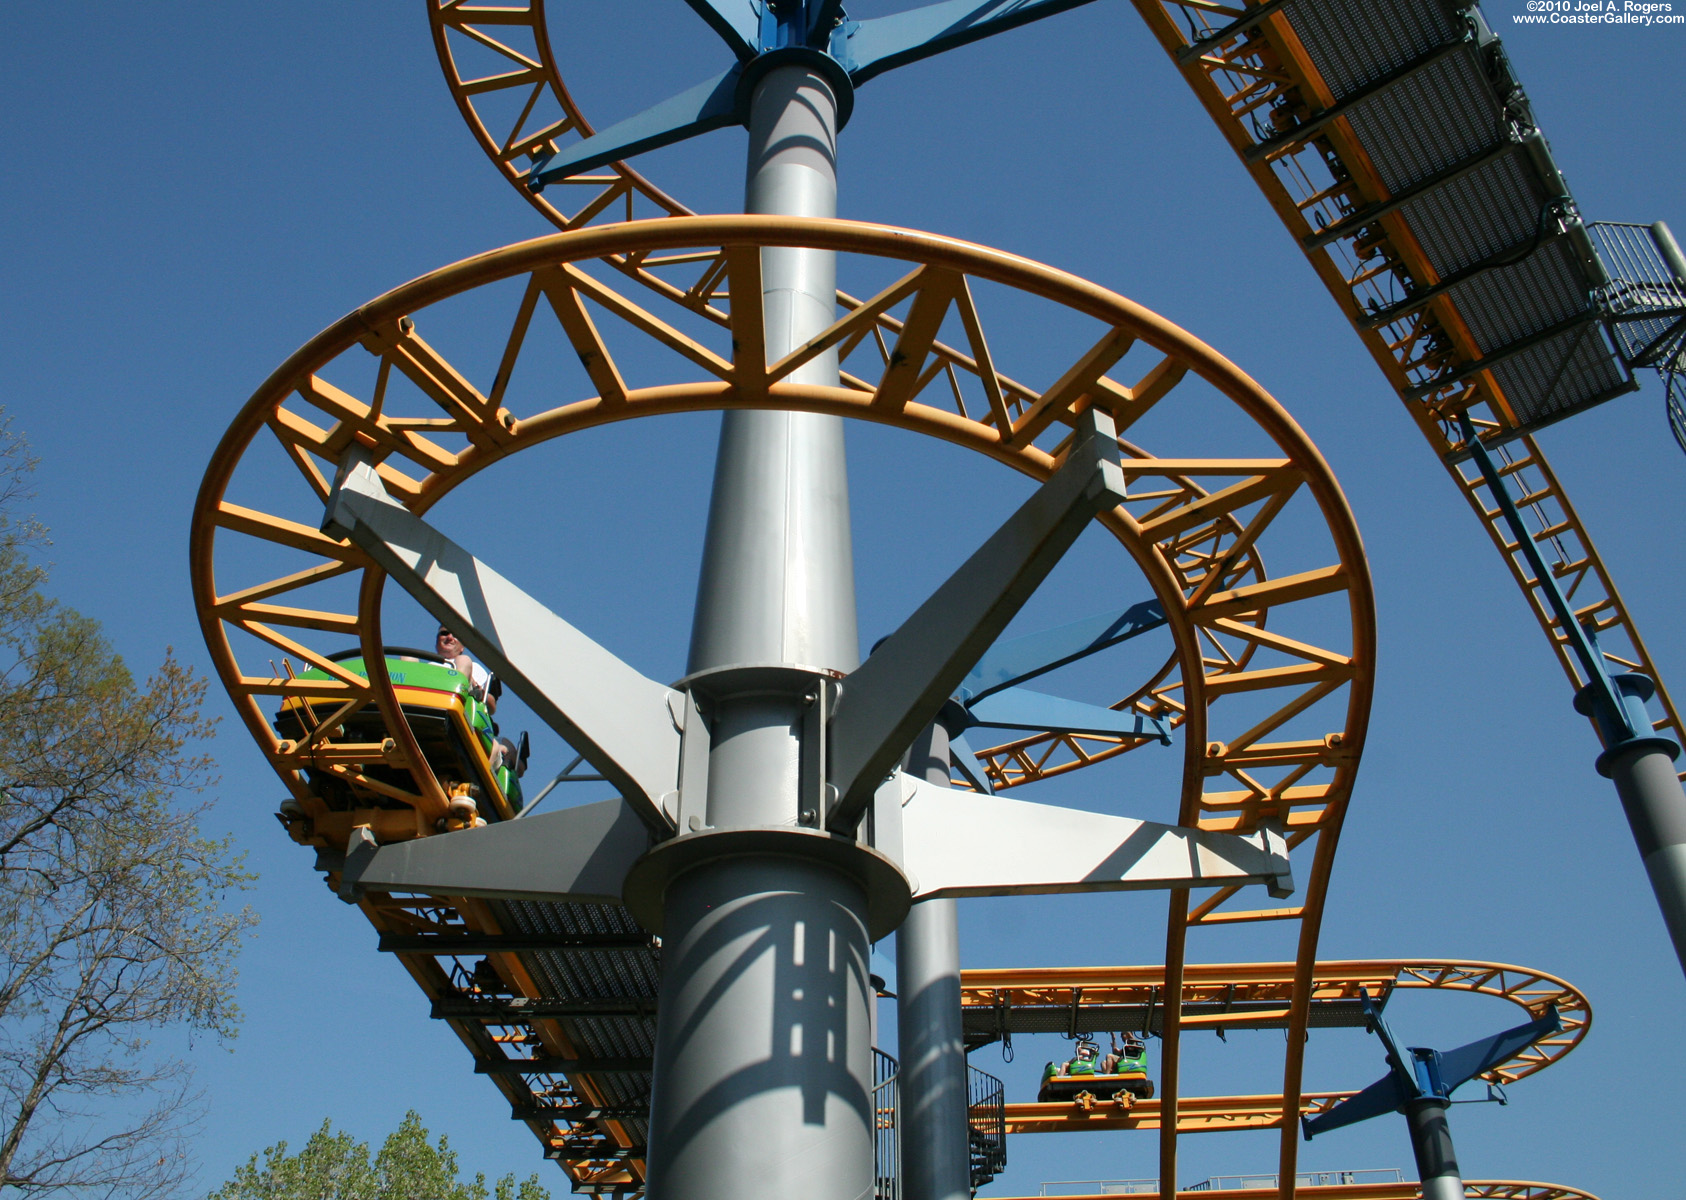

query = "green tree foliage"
[0,417,256,1196]
[206,1111,551,1200]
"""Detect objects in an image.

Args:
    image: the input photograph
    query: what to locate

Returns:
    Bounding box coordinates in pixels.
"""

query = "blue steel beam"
[947,731,996,793]
[682,0,763,59]
[807,0,850,47]
[964,686,1170,742]
[528,67,743,190]
[1303,989,1560,1139]
[525,0,1104,186]
[961,601,1167,702]
[1456,412,1639,738]
[1431,1007,1562,1098]
[837,0,1102,85]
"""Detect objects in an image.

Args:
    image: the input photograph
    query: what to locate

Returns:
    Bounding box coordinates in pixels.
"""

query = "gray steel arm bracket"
[331,796,653,908]
[825,407,1127,831]
[322,451,683,834]
[896,773,1294,900]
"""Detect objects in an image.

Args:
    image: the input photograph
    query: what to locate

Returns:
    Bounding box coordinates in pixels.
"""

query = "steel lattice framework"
[1128,0,1685,769]
[190,216,1373,1194]
[958,958,1590,1135]
[180,3,1622,1197]
[428,0,1683,779]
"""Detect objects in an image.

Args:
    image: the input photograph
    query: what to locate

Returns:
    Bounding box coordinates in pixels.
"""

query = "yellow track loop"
[192,216,1374,1194]
[969,958,1587,1139]
[429,0,690,230]
[987,1185,1599,1200]
[1130,0,1685,779]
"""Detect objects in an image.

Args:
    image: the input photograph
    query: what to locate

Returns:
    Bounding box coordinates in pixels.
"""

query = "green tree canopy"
[207,1111,550,1200]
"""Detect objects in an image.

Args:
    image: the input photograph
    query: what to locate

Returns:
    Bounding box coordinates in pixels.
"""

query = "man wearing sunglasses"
[434,626,497,714]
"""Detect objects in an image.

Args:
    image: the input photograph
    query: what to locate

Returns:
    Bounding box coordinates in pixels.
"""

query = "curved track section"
[964,958,1589,1088]
[192,216,1374,1194]
[1129,0,1685,766]
[991,1185,1599,1200]
[967,958,1588,1140]
[429,1,689,230]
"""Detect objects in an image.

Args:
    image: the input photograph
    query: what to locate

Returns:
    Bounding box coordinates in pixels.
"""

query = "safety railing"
[1038,1181,1161,1196]
[1588,222,1686,367]
[1038,1168,1404,1194]
[874,1049,900,1200]
[967,1065,1008,1190]
[1185,1168,1405,1191]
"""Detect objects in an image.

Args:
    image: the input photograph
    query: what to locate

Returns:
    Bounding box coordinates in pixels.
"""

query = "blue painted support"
[1301,989,1560,1140]
[945,730,995,793]
[963,686,1171,743]
[683,0,762,59]
[806,0,850,47]
[1455,412,1643,740]
[1302,990,1557,1200]
[961,601,1167,702]
[525,0,1105,186]
[527,67,744,190]
[1458,413,1686,981]
[836,0,1103,85]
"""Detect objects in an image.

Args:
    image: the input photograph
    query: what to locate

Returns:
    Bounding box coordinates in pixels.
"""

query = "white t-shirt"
[441,656,491,699]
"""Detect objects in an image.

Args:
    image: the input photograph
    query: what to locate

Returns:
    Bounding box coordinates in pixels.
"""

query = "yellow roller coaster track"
[429,0,1682,783]
[993,1184,1599,1200]
[958,958,1589,1135]
[395,6,1618,1198]
[190,216,1374,1196]
[1127,0,1685,774]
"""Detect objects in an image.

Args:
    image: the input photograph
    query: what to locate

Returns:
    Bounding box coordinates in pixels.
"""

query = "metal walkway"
[1130,0,1686,762]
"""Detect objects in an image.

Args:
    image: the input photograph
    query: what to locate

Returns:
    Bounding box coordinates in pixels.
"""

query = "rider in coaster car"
[436,626,497,714]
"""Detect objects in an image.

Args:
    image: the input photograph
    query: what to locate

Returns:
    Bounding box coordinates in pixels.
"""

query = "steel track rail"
[421,18,1382,1195]
[192,216,1374,1195]
[987,1184,1600,1200]
[962,957,1591,1086]
[1130,0,1686,784]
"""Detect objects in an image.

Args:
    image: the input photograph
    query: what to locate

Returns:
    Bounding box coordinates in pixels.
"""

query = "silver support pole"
[646,63,875,1200]
[1403,1099,1465,1200]
[1598,737,1686,976]
[687,64,857,684]
[898,722,973,1200]
[1575,675,1686,980]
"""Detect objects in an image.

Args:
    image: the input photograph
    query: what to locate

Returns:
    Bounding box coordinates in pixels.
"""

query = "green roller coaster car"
[274,646,523,827]
[1038,1036,1154,1102]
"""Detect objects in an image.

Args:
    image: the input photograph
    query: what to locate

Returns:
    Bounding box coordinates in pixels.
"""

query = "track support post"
[641,60,883,1200]
[1458,413,1686,980]
[897,719,973,1200]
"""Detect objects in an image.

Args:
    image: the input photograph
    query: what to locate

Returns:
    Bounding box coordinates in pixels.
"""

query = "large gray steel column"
[1403,1099,1464,1200]
[644,63,874,1200]
[1576,674,1686,978]
[897,722,972,1200]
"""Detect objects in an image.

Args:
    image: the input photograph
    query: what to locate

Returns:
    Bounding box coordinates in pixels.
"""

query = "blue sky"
[4,4,1684,1197]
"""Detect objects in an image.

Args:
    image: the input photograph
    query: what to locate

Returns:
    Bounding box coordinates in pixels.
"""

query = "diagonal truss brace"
[322,452,683,833]
[826,407,1127,831]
